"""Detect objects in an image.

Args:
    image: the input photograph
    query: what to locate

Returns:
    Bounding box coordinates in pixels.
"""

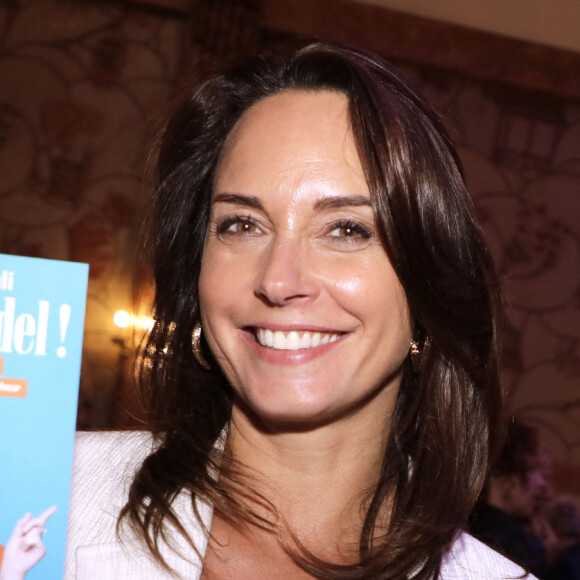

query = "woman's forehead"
[214,90,366,196]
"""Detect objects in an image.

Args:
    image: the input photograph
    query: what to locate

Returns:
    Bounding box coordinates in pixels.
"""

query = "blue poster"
[0,254,88,580]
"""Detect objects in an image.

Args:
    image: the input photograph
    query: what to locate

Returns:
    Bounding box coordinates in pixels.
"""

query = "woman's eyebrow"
[313,195,372,211]
[212,192,372,212]
[213,192,264,210]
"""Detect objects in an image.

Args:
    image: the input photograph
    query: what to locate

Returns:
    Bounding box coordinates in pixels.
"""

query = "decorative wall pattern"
[412,73,580,465]
[0,0,578,474]
[0,0,184,425]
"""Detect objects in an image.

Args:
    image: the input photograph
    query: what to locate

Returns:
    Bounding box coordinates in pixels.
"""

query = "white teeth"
[264,328,273,345]
[273,330,286,349]
[286,331,301,350]
[255,329,341,350]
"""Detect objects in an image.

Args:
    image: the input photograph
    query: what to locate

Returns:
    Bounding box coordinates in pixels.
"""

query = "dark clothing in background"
[545,543,580,580]
[469,501,547,578]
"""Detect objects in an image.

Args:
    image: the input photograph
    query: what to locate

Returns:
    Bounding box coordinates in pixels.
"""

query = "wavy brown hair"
[120,41,504,579]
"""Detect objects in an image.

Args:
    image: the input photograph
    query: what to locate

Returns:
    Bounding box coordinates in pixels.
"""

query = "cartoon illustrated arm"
[0,506,57,580]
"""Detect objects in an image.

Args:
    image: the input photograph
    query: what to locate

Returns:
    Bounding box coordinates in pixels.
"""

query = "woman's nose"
[254,238,320,306]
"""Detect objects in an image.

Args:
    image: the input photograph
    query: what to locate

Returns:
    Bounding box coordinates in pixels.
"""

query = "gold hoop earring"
[192,322,211,369]
[410,336,431,373]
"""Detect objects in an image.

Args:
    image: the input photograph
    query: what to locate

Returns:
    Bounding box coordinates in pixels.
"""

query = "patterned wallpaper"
[0,0,184,425]
[0,1,578,471]
[413,72,580,466]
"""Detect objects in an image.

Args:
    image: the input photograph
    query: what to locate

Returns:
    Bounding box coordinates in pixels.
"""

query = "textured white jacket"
[65,431,536,580]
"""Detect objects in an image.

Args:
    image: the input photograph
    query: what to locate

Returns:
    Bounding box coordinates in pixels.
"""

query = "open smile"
[254,328,343,351]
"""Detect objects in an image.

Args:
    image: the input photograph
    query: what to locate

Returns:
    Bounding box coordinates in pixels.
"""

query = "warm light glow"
[114,310,131,328]
[114,310,154,331]
[134,316,155,331]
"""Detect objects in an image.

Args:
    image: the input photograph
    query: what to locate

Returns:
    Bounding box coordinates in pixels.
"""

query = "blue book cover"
[0,254,88,580]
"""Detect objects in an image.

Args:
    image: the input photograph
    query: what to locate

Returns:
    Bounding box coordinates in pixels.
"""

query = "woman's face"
[199,90,412,429]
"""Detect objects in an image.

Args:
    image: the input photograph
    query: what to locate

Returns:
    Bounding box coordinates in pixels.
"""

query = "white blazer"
[65,431,536,580]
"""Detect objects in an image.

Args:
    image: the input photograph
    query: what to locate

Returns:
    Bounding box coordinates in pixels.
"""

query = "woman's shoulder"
[441,532,538,579]
[66,430,157,574]
[71,430,155,504]
[66,430,210,580]
[73,429,155,467]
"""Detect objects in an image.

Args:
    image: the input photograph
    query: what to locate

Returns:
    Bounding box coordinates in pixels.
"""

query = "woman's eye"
[216,216,262,236]
[328,221,372,240]
[229,221,257,234]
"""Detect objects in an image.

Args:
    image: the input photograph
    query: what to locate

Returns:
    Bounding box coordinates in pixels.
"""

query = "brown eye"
[216,215,262,236]
[234,221,257,234]
[328,221,371,239]
[339,227,357,238]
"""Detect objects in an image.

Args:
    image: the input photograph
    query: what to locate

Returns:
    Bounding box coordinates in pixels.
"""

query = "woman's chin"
[232,393,347,433]
[231,384,389,435]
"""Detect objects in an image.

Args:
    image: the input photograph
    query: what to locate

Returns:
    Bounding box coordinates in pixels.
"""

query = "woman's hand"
[0,506,57,580]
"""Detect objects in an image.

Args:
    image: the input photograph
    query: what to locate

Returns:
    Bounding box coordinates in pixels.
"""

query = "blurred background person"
[543,497,580,579]
[469,419,552,577]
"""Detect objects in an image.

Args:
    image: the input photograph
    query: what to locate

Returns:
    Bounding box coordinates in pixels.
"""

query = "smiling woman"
[65,42,530,579]
[200,90,411,431]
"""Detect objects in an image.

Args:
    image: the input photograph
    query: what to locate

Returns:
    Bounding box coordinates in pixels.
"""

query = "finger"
[22,519,42,534]
[38,505,57,525]
[12,512,32,534]
[23,527,43,548]
[22,505,57,533]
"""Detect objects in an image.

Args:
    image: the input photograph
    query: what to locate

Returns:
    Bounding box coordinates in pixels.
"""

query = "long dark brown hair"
[120,41,503,579]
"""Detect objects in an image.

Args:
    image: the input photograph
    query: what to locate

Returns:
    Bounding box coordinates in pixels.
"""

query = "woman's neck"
[225,404,392,555]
